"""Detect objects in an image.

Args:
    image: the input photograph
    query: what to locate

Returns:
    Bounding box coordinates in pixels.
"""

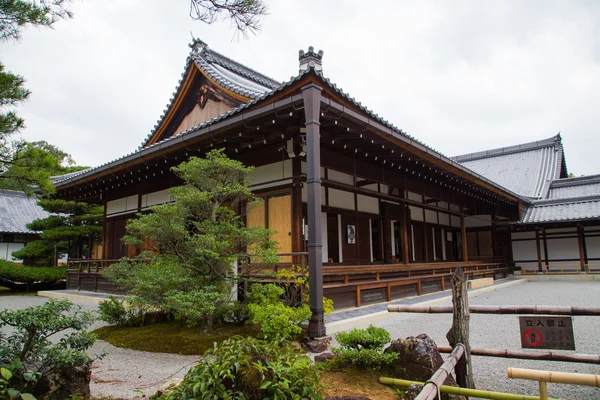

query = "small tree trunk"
[446,267,475,390]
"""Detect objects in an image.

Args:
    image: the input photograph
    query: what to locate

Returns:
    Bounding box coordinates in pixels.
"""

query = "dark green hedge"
[0,260,66,284]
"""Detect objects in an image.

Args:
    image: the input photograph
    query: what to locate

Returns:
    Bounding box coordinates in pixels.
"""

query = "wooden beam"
[461,215,468,262]
[577,225,586,272]
[400,205,411,264]
[542,228,550,273]
[535,230,543,273]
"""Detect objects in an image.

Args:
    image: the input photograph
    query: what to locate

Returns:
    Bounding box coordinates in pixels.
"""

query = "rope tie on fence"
[423,379,441,399]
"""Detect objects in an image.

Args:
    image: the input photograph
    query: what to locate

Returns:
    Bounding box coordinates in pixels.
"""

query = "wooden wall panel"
[268,196,292,263]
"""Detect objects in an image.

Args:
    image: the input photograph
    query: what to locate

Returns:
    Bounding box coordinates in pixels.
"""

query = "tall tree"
[0,140,87,194]
[189,0,267,37]
[12,198,103,266]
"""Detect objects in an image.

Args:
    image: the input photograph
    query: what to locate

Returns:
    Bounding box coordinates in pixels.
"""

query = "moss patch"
[92,321,260,355]
[321,367,399,400]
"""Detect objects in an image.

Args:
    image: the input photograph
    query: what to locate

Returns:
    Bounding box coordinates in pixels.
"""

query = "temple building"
[52,40,599,334]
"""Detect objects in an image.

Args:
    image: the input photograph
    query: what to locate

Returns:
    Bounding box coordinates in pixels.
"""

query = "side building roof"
[452,134,568,199]
[0,190,48,234]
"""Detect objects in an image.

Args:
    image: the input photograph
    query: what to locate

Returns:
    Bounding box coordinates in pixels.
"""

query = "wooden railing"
[67,258,122,273]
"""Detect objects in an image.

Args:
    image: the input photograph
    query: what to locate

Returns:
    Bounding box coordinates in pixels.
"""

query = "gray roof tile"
[547,174,600,200]
[0,190,49,234]
[520,195,600,224]
[452,135,566,199]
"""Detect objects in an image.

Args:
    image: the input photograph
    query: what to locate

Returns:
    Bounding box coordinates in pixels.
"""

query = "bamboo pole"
[387,304,600,316]
[508,368,600,387]
[414,345,465,400]
[379,377,557,400]
[437,346,600,365]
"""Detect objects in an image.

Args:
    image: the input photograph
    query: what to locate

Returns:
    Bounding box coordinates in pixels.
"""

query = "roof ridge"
[550,174,600,188]
[452,134,561,163]
[201,47,281,89]
[532,193,600,206]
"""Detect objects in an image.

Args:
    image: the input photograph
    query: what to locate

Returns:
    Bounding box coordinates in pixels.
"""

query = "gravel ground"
[0,295,199,399]
[338,280,600,400]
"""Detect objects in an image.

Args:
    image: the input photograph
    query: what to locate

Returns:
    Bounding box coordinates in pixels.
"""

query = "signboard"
[519,316,575,350]
[347,225,356,244]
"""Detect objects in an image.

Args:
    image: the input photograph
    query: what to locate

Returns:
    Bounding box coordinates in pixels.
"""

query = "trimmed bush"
[331,325,397,368]
[160,336,322,400]
[0,260,66,284]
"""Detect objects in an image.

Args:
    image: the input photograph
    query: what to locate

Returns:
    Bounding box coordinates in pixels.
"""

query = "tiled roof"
[139,39,281,149]
[54,65,524,204]
[547,174,600,200]
[0,190,48,234]
[452,135,567,199]
[520,195,600,224]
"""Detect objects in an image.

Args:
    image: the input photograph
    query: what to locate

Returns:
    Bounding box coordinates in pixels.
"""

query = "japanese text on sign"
[518,316,575,350]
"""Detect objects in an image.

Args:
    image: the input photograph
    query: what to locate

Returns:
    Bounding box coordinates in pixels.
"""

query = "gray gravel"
[338,280,600,400]
[0,294,199,399]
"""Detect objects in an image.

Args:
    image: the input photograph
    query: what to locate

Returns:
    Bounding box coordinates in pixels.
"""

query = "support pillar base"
[308,309,326,338]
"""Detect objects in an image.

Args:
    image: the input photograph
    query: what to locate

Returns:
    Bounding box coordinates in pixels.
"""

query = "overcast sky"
[3,0,599,176]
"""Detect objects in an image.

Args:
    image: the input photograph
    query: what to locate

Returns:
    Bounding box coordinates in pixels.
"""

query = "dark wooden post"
[460,215,469,262]
[446,267,475,389]
[400,205,410,264]
[292,156,303,265]
[302,83,326,338]
[577,225,586,272]
[542,228,550,273]
[535,229,543,273]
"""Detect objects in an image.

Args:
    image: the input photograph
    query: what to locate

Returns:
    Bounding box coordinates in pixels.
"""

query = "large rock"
[386,334,465,400]
[301,336,331,353]
[32,365,91,400]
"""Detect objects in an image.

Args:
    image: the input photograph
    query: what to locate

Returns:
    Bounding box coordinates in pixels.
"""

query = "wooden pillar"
[577,225,586,272]
[446,267,475,389]
[291,157,303,266]
[422,207,429,262]
[535,229,543,273]
[400,205,410,264]
[460,215,469,262]
[542,228,549,273]
[302,83,325,338]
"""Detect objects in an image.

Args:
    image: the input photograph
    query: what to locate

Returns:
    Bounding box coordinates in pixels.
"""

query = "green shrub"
[331,325,397,368]
[161,336,322,400]
[0,260,66,284]
[0,299,97,396]
[336,324,391,350]
[247,284,312,341]
[97,296,145,327]
[214,301,249,326]
[164,287,228,330]
[0,367,39,400]
[275,266,335,315]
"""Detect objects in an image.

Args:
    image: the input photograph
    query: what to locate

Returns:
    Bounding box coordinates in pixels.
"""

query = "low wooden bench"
[324,273,453,307]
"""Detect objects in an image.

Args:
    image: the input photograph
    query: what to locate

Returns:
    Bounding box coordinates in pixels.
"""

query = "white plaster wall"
[586,236,600,260]
[302,186,326,205]
[106,195,139,216]
[546,237,579,267]
[141,189,172,208]
[407,191,422,202]
[409,206,424,222]
[357,195,379,214]
[451,215,461,228]
[328,188,355,210]
[511,240,537,266]
[438,213,451,227]
[425,210,437,224]
[250,161,292,185]
[321,211,328,263]
[361,183,378,192]
[1,242,24,261]
[328,169,354,185]
[545,227,577,234]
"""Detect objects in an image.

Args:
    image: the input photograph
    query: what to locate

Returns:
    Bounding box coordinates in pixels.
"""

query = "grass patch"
[92,321,260,355]
[321,366,399,400]
[0,285,9,292]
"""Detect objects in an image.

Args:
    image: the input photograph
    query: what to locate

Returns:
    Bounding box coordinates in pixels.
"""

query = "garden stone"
[314,352,337,363]
[301,335,331,353]
[33,365,91,400]
[385,333,465,400]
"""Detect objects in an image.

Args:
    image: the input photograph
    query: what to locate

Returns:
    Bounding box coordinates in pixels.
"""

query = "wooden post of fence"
[446,267,475,390]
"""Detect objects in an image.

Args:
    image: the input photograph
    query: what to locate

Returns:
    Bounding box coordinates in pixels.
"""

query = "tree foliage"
[0,299,96,391]
[0,140,87,195]
[11,198,103,265]
[104,149,278,327]
[189,0,267,37]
